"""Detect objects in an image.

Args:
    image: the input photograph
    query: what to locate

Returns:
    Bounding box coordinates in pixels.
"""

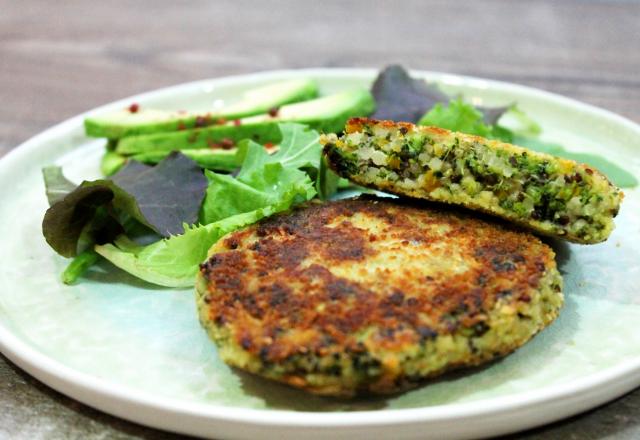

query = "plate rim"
[1,67,639,438]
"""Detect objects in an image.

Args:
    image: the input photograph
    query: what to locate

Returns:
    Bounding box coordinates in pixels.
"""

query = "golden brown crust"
[199,197,559,369]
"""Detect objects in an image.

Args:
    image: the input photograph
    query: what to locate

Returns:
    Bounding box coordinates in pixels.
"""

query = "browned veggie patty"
[322,118,623,244]
[196,196,563,397]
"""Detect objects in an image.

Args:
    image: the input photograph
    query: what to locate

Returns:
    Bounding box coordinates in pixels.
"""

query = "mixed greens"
[42,65,636,286]
[44,124,331,286]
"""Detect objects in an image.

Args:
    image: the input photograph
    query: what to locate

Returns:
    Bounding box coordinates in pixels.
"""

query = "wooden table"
[1,0,639,438]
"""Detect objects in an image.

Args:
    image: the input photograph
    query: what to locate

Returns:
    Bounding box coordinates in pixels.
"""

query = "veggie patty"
[322,118,623,244]
[196,196,563,397]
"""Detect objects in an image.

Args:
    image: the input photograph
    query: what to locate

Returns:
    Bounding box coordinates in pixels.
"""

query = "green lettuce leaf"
[97,123,326,287]
[418,98,513,142]
[95,209,273,287]
[200,159,314,224]
[200,123,323,223]
[233,122,323,178]
[95,181,309,287]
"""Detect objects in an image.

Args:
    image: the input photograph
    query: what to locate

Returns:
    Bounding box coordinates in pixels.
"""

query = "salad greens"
[61,249,100,285]
[42,183,118,258]
[95,209,273,287]
[419,98,514,142]
[95,123,324,287]
[43,153,207,260]
[42,66,636,287]
[109,154,208,237]
[200,123,322,224]
[371,64,447,123]
[132,148,241,173]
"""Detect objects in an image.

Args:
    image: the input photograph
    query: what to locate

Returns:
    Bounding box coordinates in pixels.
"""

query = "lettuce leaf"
[200,160,315,224]
[95,167,313,287]
[97,123,324,287]
[42,153,208,258]
[371,65,448,123]
[418,98,513,142]
[110,153,208,236]
[95,209,273,287]
[200,123,321,223]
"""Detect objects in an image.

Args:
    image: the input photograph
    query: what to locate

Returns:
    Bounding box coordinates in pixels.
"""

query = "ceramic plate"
[0,69,639,440]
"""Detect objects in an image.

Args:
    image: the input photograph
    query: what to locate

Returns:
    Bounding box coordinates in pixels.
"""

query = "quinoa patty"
[196,197,563,397]
[322,118,623,244]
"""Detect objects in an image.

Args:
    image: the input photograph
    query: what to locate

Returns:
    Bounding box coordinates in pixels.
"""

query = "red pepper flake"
[216,117,227,125]
[220,138,235,149]
[207,138,235,149]
[177,122,186,131]
[195,115,211,128]
[264,142,274,149]
[267,107,279,117]
[128,103,139,113]
[233,119,242,126]
[585,168,593,175]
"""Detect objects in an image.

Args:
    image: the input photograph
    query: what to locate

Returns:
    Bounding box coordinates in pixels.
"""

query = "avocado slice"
[132,148,240,172]
[85,79,319,139]
[116,89,375,155]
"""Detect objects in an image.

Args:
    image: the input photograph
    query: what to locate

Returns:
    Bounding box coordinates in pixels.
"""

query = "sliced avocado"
[85,79,318,139]
[116,89,375,155]
[117,122,282,154]
[132,148,240,172]
[220,79,318,119]
[132,145,280,171]
[240,88,376,133]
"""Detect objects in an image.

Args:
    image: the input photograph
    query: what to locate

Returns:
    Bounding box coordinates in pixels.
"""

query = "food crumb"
[128,103,139,113]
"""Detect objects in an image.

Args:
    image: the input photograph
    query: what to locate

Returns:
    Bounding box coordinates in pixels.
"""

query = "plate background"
[0,69,639,439]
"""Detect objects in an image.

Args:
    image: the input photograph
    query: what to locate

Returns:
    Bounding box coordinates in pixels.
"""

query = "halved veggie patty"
[196,197,563,397]
[323,118,623,244]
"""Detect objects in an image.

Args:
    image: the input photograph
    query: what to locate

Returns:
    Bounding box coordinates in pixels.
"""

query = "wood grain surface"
[1,0,639,438]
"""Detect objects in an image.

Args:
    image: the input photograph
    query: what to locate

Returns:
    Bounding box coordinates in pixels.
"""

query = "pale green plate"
[0,69,639,439]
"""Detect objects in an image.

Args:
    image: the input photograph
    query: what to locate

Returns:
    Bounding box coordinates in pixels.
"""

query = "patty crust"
[322,118,623,244]
[196,196,563,397]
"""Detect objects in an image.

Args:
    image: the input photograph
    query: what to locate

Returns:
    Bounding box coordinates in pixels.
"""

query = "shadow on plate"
[81,259,172,292]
